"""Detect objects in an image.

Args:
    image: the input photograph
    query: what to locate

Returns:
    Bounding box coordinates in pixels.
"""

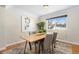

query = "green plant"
[37,22,46,33]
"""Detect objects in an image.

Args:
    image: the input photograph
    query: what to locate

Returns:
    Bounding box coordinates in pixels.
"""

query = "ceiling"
[7,5,74,16]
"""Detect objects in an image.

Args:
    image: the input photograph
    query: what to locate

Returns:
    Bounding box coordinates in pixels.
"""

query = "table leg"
[41,39,44,53]
[24,41,27,54]
[35,42,37,54]
[29,42,32,51]
[38,41,40,54]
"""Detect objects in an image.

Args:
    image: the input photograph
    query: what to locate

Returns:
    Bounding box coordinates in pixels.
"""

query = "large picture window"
[47,15,67,30]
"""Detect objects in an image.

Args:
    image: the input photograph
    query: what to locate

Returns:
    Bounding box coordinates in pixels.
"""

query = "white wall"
[0,6,38,48]
[5,6,38,45]
[67,6,79,43]
[39,6,79,43]
[0,7,6,48]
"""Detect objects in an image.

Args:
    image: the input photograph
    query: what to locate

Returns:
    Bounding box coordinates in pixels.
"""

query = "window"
[47,15,67,30]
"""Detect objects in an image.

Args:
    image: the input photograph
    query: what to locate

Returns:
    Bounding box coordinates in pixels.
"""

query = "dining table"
[21,33,46,54]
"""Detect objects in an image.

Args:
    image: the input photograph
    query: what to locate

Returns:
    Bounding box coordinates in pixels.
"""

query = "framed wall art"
[21,16,30,32]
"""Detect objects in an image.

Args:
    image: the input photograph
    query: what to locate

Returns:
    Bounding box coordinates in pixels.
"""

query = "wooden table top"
[21,33,46,43]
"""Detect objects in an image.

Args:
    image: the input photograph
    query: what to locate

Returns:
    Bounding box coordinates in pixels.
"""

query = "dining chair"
[51,32,57,53]
[43,32,57,54]
[44,34,53,53]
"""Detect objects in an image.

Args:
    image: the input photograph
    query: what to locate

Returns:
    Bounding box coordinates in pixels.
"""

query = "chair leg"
[24,41,27,54]
[52,44,55,53]
[54,44,56,48]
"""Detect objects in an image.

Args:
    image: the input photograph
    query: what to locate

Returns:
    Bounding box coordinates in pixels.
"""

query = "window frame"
[46,15,67,30]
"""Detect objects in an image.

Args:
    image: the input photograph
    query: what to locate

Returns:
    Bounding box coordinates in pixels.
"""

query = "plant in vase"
[37,22,46,34]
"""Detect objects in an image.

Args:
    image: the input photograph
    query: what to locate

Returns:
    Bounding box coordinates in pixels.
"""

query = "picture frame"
[21,16,30,32]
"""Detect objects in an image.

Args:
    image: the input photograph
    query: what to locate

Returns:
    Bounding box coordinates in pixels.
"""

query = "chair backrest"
[44,34,53,50]
[52,32,57,45]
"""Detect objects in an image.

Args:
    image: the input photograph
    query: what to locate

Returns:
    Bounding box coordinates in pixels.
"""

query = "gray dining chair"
[51,32,57,53]
[44,34,53,53]
[44,32,57,53]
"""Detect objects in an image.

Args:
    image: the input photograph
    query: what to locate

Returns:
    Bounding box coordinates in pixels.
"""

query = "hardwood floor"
[0,41,66,54]
[0,40,79,54]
